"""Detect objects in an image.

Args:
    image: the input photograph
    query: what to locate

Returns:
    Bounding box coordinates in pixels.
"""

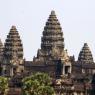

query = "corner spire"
[3,26,23,60]
[78,43,93,63]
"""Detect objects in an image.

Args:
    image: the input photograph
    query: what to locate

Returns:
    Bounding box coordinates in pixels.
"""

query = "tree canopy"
[22,72,55,95]
[0,76,8,95]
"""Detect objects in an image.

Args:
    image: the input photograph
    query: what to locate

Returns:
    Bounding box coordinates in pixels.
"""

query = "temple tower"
[3,26,23,60]
[78,43,93,64]
[33,11,72,76]
[2,26,24,77]
[78,43,94,74]
[41,11,64,52]
[34,11,66,60]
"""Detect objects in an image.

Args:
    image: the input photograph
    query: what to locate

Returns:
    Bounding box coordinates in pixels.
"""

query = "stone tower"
[41,10,64,52]
[78,43,94,75]
[33,11,72,76]
[3,26,23,60]
[2,26,24,77]
[34,11,66,61]
[78,43,93,64]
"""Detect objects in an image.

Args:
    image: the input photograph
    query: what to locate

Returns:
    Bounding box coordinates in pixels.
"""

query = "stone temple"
[0,11,95,95]
[2,26,24,77]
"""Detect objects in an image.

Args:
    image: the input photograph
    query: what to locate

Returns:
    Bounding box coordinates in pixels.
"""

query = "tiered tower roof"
[3,26,23,60]
[78,43,93,64]
[33,11,71,62]
[41,11,64,51]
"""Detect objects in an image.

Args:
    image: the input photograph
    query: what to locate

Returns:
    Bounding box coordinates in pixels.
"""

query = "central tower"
[33,11,67,62]
[33,11,72,76]
[41,11,64,52]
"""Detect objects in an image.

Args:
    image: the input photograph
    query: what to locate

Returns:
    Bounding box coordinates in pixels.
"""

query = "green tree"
[22,72,55,95]
[0,76,8,95]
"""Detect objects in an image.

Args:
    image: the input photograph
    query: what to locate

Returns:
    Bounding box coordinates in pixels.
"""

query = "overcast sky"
[0,0,95,61]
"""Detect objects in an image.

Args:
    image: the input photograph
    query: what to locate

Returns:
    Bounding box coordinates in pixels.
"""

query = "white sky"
[0,0,95,61]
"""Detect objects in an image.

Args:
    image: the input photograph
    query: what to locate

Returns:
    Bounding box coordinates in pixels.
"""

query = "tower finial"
[11,25,16,29]
[51,10,56,15]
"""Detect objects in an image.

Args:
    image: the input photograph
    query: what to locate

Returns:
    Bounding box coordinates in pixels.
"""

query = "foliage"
[0,76,8,95]
[22,72,55,95]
